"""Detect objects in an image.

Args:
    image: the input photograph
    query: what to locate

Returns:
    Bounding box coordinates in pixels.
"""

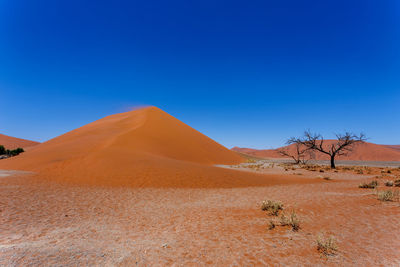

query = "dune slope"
[0,133,39,150]
[0,107,307,188]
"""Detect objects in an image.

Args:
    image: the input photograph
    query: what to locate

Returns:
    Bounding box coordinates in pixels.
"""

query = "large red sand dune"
[0,133,39,150]
[0,107,310,187]
[233,141,400,162]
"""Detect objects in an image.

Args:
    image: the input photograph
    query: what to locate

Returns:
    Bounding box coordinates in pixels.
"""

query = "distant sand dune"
[232,141,400,162]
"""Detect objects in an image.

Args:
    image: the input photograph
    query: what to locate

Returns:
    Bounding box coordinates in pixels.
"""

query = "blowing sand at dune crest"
[0,107,311,188]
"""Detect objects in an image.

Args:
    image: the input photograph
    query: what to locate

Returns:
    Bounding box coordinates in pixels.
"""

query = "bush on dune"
[0,145,24,157]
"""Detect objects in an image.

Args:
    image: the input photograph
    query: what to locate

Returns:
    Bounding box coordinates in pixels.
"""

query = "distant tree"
[13,148,24,154]
[0,145,5,155]
[278,143,314,165]
[287,130,366,168]
[3,147,24,157]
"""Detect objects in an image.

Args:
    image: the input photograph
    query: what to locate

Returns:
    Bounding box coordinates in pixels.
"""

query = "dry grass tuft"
[385,181,394,187]
[358,180,378,189]
[280,210,300,231]
[376,190,399,202]
[261,200,283,216]
[317,234,338,256]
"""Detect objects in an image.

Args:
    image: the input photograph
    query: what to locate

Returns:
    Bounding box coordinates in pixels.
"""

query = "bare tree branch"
[278,142,313,165]
[286,130,366,168]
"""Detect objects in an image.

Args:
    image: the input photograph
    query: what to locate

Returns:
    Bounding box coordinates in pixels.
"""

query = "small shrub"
[358,180,378,189]
[394,179,400,187]
[317,234,338,256]
[323,176,332,181]
[0,145,5,155]
[319,169,324,173]
[376,190,399,202]
[268,220,276,230]
[4,147,24,157]
[385,181,394,187]
[261,200,283,216]
[280,210,300,231]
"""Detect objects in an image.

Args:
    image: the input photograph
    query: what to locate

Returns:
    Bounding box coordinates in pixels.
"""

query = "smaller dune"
[0,133,40,150]
[233,141,400,162]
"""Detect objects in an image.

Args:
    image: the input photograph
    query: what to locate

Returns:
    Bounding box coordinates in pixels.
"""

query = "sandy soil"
[1,167,399,266]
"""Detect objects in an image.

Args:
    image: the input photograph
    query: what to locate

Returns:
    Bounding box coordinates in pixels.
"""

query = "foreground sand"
[1,168,399,266]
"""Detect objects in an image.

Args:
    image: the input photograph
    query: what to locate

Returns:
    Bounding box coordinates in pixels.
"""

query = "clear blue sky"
[1,0,399,148]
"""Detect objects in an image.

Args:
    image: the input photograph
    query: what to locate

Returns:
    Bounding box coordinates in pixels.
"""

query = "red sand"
[0,133,39,150]
[0,107,313,188]
[1,107,399,265]
[0,168,399,266]
[233,141,400,162]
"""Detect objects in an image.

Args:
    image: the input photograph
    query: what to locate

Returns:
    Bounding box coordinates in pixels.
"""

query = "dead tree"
[278,143,313,165]
[287,131,366,168]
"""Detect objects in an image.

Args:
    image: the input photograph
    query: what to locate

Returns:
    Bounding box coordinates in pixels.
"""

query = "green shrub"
[0,145,5,155]
[3,147,24,157]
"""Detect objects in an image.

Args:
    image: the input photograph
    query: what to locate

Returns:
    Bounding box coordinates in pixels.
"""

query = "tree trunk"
[330,155,336,169]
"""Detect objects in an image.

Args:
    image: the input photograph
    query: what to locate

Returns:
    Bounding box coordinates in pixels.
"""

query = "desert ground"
[1,162,400,266]
[1,107,399,266]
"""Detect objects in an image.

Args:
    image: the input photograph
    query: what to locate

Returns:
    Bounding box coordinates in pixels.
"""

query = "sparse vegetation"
[394,179,400,187]
[385,181,394,187]
[280,210,300,231]
[268,220,276,230]
[323,176,332,181]
[261,200,283,216]
[358,180,378,189]
[376,190,399,202]
[0,145,24,158]
[317,234,338,256]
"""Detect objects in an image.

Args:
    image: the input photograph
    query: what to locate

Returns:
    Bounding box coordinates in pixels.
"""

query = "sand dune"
[383,144,400,152]
[0,133,39,150]
[232,141,400,162]
[0,107,311,187]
